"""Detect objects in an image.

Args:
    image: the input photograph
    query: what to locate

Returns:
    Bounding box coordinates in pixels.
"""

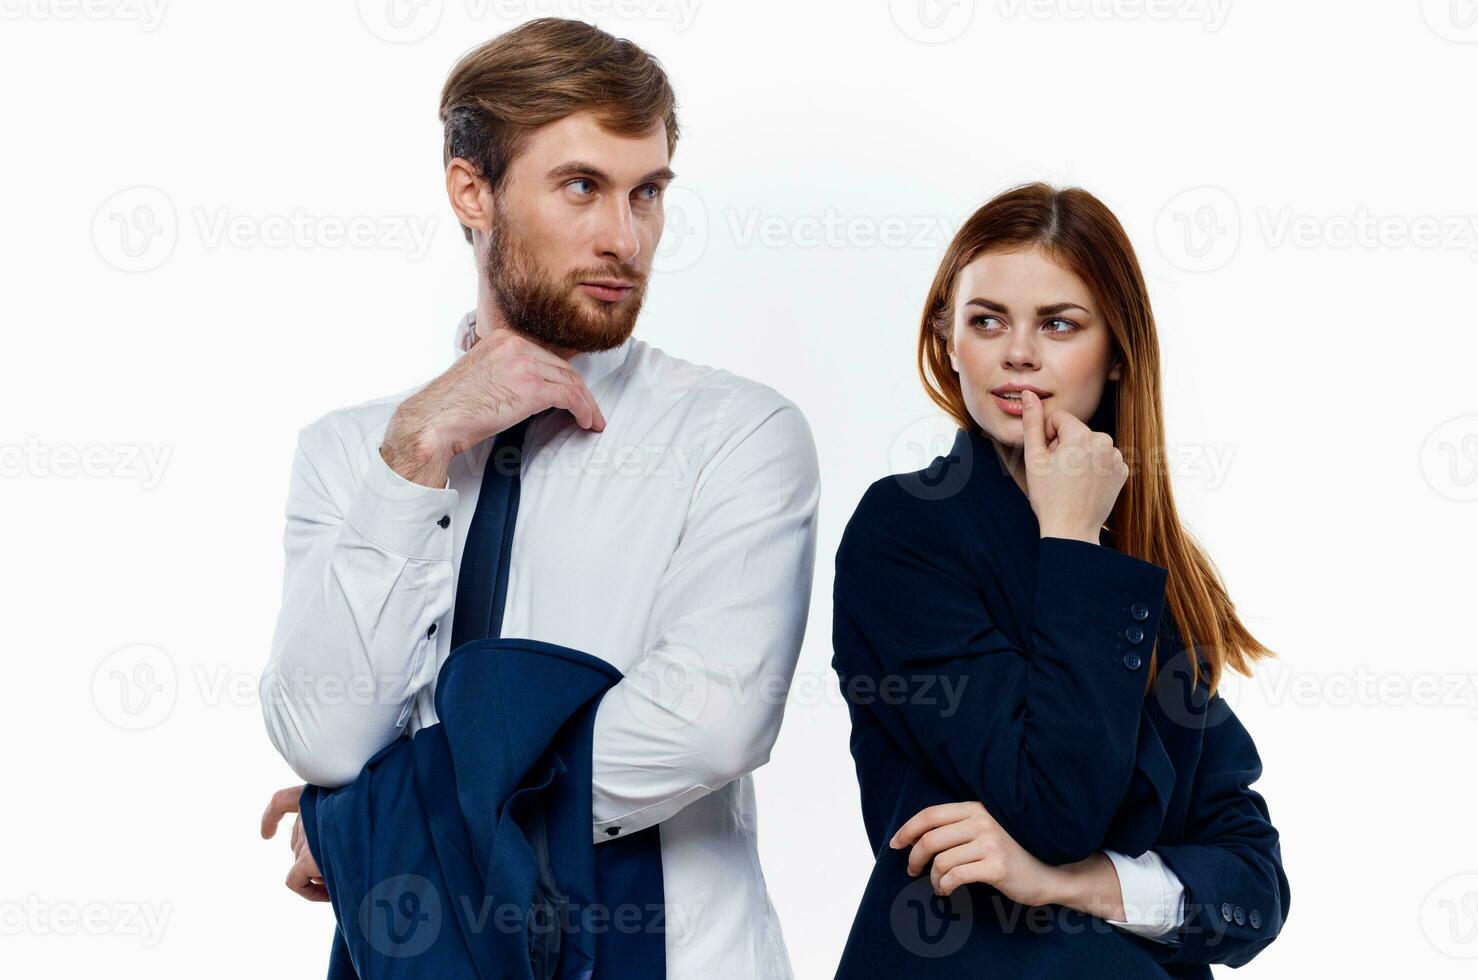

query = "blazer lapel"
[954,426,1040,645]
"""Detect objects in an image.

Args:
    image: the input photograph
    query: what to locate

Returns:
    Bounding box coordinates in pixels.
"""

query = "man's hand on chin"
[261,784,328,902]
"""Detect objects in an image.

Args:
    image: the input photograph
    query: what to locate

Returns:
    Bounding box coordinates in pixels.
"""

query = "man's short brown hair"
[439,17,681,244]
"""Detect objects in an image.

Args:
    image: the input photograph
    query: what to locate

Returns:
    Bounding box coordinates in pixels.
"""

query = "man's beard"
[484,207,648,354]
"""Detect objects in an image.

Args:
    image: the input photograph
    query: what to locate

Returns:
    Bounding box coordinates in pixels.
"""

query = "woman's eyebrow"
[963,298,1091,316]
[1037,302,1091,316]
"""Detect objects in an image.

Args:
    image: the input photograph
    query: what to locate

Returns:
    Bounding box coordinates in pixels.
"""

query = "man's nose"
[594,197,641,265]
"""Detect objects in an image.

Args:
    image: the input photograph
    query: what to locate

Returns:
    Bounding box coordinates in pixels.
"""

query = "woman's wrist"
[1049,851,1125,921]
[1039,525,1102,545]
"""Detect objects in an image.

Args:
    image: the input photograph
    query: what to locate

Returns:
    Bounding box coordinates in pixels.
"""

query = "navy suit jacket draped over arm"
[299,637,666,979]
[830,427,1290,979]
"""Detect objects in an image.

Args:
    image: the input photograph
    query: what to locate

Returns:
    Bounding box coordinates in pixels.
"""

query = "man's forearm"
[380,400,456,490]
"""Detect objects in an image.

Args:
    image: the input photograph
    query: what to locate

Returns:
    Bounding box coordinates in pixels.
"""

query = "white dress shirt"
[261,311,821,978]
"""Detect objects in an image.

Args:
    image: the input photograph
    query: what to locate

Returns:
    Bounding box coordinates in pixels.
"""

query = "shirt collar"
[452,309,634,394]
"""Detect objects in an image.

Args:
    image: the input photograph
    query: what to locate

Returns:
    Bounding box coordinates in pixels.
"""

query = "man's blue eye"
[570,179,595,195]
[637,184,661,201]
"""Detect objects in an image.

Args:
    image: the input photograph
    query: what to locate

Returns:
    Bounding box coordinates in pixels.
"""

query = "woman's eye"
[1044,318,1079,334]
[969,314,1002,330]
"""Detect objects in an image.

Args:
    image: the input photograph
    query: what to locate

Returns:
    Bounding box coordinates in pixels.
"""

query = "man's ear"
[446,157,494,235]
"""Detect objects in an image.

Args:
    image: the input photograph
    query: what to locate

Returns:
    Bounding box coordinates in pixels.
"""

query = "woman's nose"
[1002,328,1040,369]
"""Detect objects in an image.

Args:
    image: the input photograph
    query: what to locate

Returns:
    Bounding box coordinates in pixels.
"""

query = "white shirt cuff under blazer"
[1102,848,1188,942]
[261,310,822,979]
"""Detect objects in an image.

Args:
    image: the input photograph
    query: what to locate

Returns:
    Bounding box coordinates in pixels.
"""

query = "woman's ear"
[947,335,960,373]
[1108,358,1122,382]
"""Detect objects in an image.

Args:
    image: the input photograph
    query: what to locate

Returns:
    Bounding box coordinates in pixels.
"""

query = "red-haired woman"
[832,183,1289,977]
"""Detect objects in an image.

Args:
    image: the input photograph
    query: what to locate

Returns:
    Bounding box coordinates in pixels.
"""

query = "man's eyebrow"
[962,297,1091,316]
[636,166,676,185]
[546,161,677,186]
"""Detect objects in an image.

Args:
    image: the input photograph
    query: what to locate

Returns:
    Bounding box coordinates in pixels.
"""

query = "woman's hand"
[1019,389,1127,543]
[890,801,1061,905]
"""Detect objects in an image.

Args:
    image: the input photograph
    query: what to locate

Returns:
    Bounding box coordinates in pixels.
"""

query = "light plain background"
[3,0,1476,975]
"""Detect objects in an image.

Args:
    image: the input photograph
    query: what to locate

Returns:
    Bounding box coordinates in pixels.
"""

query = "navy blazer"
[830,426,1289,978]
[299,638,666,979]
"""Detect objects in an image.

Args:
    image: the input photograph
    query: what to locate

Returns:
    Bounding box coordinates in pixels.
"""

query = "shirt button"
[606,827,621,837]
[1220,903,1233,922]
[437,514,451,528]
[1125,626,1145,644]
[1130,602,1150,621]
[1123,653,1142,671]
[1233,906,1246,926]
[426,623,437,638]
[1248,909,1262,929]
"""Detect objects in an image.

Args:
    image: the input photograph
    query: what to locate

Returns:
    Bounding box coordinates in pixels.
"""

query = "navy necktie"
[450,414,536,650]
[440,408,670,978]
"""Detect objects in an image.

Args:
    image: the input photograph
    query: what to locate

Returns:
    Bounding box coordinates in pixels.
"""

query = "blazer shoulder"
[837,464,987,578]
[844,442,985,531]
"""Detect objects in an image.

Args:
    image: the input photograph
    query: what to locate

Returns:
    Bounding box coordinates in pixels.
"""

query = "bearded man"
[257,18,818,979]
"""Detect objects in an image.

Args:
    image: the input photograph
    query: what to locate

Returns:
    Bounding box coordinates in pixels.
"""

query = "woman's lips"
[579,282,633,302]
[991,392,1048,416]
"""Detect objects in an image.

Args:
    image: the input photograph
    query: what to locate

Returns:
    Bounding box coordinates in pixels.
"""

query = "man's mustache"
[568,264,648,288]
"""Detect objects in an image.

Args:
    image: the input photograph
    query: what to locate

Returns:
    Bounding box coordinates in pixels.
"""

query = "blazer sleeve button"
[1249,909,1262,929]
[1123,653,1142,671]
[1125,626,1145,644]
[1233,906,1246,926]
[1130,602,1150,621]
[1220,902,1234,922]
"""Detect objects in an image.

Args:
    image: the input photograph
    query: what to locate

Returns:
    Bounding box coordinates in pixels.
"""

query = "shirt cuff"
[1103,848,1186,943]
[592,784,712,844]
[343,442,459,561]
